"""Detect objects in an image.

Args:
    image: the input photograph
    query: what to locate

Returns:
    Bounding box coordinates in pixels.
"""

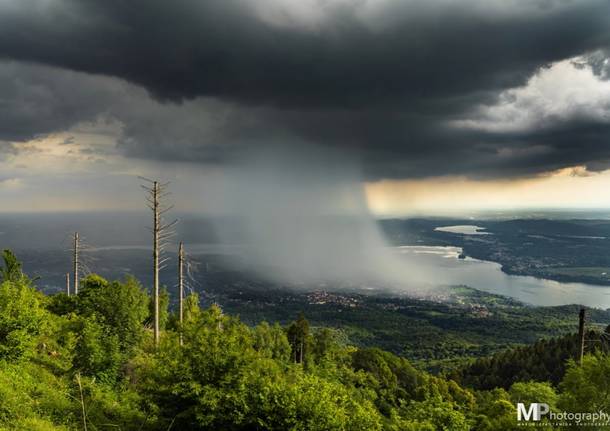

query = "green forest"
[2,249,610,431]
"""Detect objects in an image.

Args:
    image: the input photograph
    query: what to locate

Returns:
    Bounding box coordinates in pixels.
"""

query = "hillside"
[202,277,610,371]
[2,249,610,430]
[450,330,610,390]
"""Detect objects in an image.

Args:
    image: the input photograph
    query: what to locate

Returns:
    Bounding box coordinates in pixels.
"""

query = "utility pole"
[73,232,79,295]
[578,307,586,365]
[66,272,70,296]
[142,178,176,347]
[179,241,185,346]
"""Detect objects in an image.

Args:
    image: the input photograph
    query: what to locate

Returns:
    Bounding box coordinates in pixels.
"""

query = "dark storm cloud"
[0,61,124,141]
[1,0,609,107]
[1,0,610,180]
[467,120,610,178]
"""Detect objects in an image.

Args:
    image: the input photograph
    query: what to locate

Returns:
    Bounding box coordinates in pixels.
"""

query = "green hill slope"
[2,250,610,430]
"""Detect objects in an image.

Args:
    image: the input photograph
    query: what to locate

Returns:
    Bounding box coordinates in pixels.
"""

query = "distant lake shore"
[395,245,610,309]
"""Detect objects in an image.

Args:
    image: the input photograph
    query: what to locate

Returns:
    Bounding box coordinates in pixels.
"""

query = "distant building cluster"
[307,291,360,308]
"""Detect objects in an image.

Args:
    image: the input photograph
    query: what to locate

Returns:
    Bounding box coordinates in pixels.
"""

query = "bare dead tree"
[67,232,96,295]
[66,272,70,296]
[180,246,202,305]
[178,242,184,346]
[73,232,80,294]
[175,242,201,346]
[141,178,177,347]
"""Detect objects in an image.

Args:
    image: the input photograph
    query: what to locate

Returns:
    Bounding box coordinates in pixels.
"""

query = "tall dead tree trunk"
[66,272,70,296]
[73,232,79,294]
[141,178,177,348]
[178,241,184,346]
[578,307,586,365]
[152,181,160,347]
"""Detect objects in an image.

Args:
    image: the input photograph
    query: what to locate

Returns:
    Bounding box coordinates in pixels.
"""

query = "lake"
[396,245,610,309]
[434,225,491,235]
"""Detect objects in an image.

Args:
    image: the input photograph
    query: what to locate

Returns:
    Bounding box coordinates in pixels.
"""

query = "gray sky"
[1,0,610,214]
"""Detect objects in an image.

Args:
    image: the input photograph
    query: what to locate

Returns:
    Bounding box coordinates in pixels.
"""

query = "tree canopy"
[1,250,609,430]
